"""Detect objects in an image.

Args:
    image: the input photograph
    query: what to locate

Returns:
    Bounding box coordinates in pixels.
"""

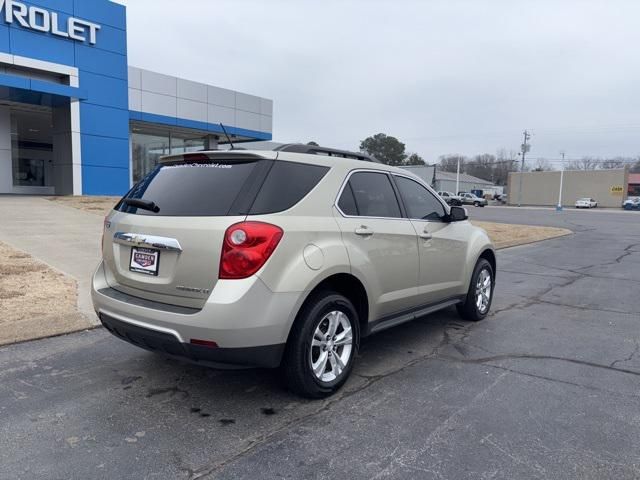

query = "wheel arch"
[287,273,369,345]
[478,248,497,281]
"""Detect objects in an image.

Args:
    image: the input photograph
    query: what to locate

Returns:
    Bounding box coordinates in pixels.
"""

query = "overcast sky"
[119,0,640,165]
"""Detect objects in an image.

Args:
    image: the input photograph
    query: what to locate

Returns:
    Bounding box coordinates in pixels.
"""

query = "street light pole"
[557,151,565,211]
[517,130,531,207]
[456,157,460,194]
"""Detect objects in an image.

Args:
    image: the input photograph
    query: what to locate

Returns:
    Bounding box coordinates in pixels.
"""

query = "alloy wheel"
[310,311,353,383]
[475,268,492,314]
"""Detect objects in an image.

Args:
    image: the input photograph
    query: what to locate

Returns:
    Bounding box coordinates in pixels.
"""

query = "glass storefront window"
[131,127,210,184]
[10,108,54,188]
[170,135,206,155]
[131,132,170,183]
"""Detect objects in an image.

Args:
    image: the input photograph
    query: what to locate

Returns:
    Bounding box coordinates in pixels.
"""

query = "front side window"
[394,176,446,221]
[345,172,402,218]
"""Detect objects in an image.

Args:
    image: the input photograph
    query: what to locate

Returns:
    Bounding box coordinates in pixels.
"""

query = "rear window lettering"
[116,159,328,217]
[117,160,259,217]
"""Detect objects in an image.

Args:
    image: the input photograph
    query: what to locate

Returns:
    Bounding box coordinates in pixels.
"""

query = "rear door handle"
[355,226,374,237]
[419,232,432,240]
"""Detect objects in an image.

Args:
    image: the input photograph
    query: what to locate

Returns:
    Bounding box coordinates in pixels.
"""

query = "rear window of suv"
[116,159,329,217]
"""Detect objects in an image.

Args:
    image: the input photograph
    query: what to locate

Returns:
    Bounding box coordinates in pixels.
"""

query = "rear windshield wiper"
[122,198,160,213]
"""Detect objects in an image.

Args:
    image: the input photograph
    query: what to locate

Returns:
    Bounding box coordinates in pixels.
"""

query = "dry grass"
[0,242,91,346]
[472,221,572,249]
[46,196,120,217]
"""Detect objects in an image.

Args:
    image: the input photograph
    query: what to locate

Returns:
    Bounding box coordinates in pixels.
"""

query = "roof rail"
[274,143,381,163]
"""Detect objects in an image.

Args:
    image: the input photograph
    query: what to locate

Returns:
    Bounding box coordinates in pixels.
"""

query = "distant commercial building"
[628,173,640,197]
[508,168,629,208]
[401,166,495,193]
[433,171,495,193]
[399,165,436,185]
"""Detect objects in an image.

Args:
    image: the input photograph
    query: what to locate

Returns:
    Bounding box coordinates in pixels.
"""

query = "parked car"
[458,192,488,207]
[623,197,640,210]
[437,191,462,206]
[575,198,598,209]
[93,145,496,398]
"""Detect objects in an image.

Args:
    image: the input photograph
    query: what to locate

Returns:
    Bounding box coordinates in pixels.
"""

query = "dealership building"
[0,0,273,196]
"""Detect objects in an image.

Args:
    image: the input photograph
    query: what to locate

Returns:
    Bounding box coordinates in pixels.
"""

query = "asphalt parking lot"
[1,207,639,480]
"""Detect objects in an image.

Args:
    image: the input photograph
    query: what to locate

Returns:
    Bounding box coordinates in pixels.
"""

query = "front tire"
[473,201,480,207]
[282,291,359,398]
[457,258,494,322]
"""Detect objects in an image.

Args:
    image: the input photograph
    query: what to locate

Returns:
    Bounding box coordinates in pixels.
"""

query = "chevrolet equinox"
[92,144,496,398]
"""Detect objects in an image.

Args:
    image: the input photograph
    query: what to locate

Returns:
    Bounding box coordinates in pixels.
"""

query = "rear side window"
[117,161,259,216]
[249,162,329,215]
[346,172,402,218]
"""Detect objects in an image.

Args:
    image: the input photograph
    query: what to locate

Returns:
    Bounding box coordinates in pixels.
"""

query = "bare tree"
[532,158,554,171]
[601,157,628,169]
[439,154,466,173]
[566,157,598,170]
[493,149,519,186]
[404,153,426,166]
[631,157,640,173]
[466,154,496,182]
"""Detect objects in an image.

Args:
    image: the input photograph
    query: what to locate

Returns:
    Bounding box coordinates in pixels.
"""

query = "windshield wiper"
[122,198,160,213]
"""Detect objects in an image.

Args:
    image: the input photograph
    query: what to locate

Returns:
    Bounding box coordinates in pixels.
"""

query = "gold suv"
[92,144,496,398]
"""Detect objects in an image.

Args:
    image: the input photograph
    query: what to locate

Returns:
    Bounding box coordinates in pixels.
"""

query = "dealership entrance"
[0,96,78,195]
[9,104,54,192]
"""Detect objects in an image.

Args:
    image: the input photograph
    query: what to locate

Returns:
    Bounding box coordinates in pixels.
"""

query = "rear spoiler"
[158,150,278,165]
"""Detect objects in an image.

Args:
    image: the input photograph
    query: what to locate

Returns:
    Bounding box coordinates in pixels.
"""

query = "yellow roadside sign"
[610,186,624,195]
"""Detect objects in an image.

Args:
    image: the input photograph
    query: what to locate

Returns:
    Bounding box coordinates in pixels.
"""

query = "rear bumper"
[92,261,304,367]
[100,313,284,368]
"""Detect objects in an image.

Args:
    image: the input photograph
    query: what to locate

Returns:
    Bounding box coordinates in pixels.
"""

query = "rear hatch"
[102,151,277,309]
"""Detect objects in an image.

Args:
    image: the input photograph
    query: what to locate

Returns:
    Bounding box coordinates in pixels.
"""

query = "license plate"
[129,247,160,276]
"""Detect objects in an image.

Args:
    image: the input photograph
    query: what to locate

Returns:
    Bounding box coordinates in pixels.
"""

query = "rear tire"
[457,259,494,322]
[282,291,359,398]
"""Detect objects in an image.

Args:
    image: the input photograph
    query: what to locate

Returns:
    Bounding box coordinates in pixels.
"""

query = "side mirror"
[448,206,468,222]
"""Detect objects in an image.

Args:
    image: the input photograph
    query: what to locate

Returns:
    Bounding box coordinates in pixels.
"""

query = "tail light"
[219,222,283,279]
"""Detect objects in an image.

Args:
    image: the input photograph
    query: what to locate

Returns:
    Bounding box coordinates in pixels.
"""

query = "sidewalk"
[0,195,103,325]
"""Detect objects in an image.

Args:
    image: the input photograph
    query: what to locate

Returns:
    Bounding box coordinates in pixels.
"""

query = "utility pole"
[557,151,565,211]
[456,157,461,194]
[517,130,531,207]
